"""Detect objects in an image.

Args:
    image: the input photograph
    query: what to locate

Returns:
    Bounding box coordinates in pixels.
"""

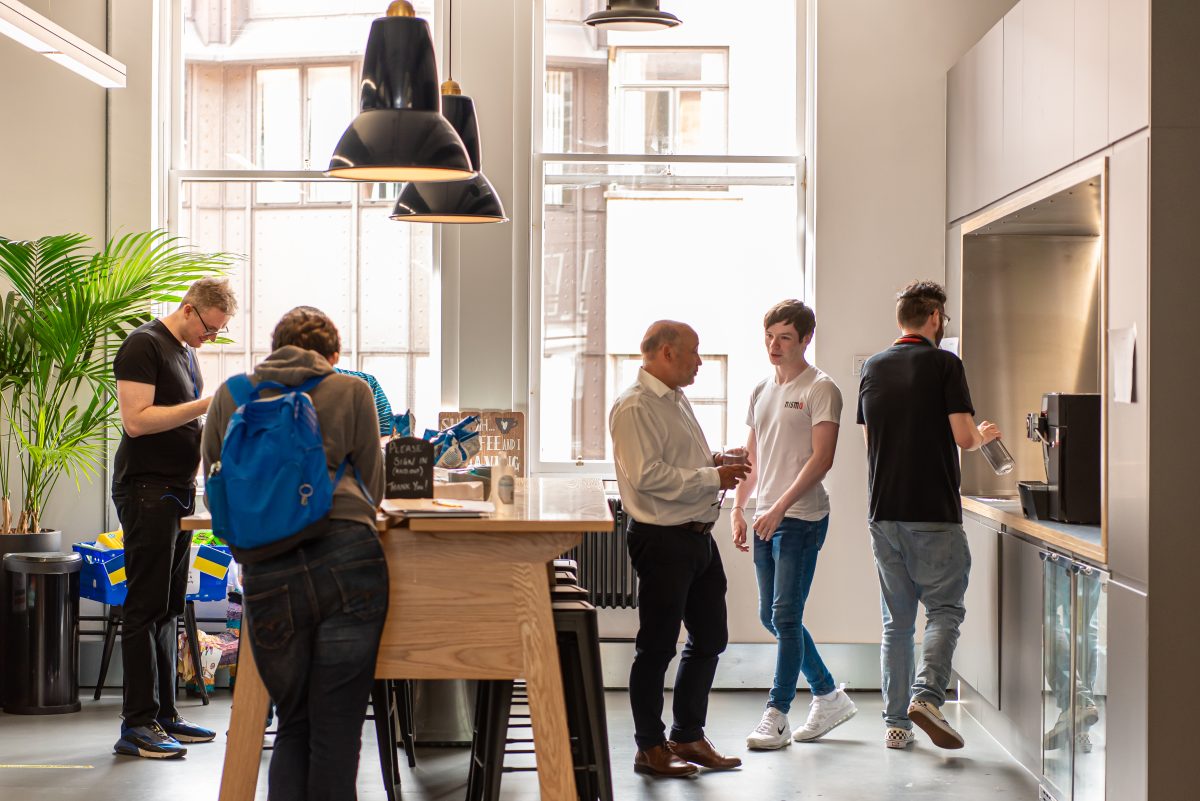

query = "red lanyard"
[893,335,928,346]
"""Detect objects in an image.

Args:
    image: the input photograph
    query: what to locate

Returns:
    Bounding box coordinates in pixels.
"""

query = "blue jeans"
[754,516,836,713]
[242,521,389,801]
[868,520,970,730]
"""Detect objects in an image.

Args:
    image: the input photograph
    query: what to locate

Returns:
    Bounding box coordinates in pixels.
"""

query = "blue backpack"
[206,373,365,550]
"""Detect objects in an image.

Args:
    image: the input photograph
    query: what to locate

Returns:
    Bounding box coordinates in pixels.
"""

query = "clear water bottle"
[980,438,1015,475]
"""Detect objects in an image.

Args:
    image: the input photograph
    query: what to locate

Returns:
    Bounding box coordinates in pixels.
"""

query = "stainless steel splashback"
[960,178,1103,498]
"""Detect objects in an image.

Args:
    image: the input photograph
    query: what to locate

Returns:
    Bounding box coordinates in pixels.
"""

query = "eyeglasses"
[940,308,952,326]
[193,306,229,339]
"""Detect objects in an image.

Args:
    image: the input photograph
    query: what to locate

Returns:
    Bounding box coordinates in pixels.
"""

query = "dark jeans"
[627,521,728,750]
[242,521,389,801]
[112,480,195,727]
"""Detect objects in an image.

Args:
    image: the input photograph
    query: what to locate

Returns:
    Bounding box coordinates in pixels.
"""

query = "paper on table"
[381,498,496,517]
[1110,325,1136,403]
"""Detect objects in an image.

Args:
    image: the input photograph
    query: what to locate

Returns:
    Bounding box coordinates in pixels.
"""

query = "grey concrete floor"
[0,690,1038,800]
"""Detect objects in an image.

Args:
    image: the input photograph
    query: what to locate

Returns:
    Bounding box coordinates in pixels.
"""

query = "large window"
[173,0,440,430]
[535,0,802,468]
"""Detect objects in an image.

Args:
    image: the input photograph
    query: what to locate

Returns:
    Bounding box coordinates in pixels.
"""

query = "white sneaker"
[792,686,858,742]
[885,727,916,749]
[746,707,792,750]
[907,699,965,750]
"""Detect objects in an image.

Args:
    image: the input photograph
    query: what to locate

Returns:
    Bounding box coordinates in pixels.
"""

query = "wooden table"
[182,477,612,801]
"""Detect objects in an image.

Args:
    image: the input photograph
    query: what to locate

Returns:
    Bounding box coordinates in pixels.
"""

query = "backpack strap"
[226,374,255,408]
[332,458,376,507]
[248,373,329,401]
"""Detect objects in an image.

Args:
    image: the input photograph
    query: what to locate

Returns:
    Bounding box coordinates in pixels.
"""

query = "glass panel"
[307,66,354,201]
[183,3,437,170]
[252,207,352,351]
[677,90,727,154]
[1042,556,1074,800]
[255,69,302,203]
[539,160,798,464]
[359,355,407,421]
[691,402,726,452]
[359,209,422,352]
[543,0,795,155]
[1073,570,1106,801]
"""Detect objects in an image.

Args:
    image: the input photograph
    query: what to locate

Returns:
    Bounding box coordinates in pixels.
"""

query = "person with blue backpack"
[201,305,386,800]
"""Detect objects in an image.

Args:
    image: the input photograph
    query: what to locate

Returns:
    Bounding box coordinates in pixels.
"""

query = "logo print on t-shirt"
[784,401,805,410]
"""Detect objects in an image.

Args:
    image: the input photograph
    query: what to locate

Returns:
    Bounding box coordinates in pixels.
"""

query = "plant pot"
[0,529,63,707]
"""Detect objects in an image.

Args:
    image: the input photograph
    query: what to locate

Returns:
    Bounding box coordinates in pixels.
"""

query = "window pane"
[360,210,420,351]
[256,68,302,202]
[539,161,799,464]
[183,3,438,170]
[543,0,795,154]
[308,66,354,201]
[359,355,408,419]
[677,90,727,154]
[692,403,727,453]
[252,207,352,351]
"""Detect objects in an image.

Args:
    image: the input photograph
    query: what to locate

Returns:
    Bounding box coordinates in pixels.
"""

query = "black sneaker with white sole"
[114,722,188,759]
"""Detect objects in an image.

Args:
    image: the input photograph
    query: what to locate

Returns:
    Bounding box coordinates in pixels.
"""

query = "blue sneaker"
[157,715,217,743]
[114,723,188,759]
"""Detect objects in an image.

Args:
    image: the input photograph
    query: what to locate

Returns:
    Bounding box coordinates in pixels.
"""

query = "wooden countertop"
[181,477,613,535]
[961,495,1105,564]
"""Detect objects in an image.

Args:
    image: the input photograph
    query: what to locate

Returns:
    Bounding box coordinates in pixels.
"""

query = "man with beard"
[856,281,1000,751]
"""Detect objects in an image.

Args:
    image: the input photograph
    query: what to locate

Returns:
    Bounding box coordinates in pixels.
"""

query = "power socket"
[852,355,870,377]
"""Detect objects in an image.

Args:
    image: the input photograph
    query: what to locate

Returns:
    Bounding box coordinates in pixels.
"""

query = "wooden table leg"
[219,640,270,801]
[513,561,578,801]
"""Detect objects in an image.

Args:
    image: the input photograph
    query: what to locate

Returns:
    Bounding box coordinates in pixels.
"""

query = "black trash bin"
[3,552,82,714]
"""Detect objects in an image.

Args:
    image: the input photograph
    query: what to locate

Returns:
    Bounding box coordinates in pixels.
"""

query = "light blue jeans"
[868,520,970,730]
[754,516,836,713]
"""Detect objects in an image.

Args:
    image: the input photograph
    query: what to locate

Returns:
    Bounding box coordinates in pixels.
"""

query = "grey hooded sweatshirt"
[201,345,385,562]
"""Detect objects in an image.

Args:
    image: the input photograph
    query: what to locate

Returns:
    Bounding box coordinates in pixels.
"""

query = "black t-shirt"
[856,336,975,523]
[112,319,204,487]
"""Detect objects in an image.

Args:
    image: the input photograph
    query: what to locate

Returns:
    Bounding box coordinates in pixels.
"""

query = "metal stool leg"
[183,600,209,705]
[94,605,121,701]
[371,680,400,801]
[393,679,417,768]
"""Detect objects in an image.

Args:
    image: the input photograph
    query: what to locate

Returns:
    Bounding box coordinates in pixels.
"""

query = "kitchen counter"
[962,495,1104,564]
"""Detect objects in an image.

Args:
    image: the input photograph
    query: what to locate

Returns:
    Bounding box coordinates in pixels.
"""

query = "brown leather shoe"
[668,737,743,770]
[633,744,699,777]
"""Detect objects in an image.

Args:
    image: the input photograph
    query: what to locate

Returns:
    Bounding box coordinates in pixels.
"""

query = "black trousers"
[627,521,728,750]
[112,480,194,728]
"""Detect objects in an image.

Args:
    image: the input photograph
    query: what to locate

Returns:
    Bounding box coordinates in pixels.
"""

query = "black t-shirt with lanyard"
[856,334,975,523]
[112,319,204,489]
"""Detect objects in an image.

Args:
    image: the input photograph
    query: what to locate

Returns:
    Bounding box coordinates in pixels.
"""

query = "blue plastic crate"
[74,542,232,605]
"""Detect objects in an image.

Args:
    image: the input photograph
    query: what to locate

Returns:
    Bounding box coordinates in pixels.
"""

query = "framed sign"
[384,437,435,499]
[437,410,526,476]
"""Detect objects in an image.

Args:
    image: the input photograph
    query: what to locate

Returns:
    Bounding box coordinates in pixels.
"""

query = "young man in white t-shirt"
[732,299,857,749]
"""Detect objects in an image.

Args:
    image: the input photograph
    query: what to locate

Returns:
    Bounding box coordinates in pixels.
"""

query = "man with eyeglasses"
[110,277,238,759]
[609,320,750,777]
[856,280,1000,752]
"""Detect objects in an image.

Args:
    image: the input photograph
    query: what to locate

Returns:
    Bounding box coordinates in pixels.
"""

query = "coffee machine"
[1019,393,1101,524]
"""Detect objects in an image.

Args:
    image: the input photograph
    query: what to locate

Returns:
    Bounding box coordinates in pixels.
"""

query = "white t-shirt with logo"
[746,365,843,522]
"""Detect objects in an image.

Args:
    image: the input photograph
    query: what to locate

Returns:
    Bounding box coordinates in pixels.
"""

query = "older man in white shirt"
[609,320,750,778]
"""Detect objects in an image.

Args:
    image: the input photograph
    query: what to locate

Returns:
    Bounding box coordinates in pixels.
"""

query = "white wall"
[0,0,159,544]
[805,0,1017,643]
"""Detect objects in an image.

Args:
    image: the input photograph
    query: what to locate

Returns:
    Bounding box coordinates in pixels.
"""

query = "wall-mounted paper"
[940,336,960,357]
[1110,325,1136,403]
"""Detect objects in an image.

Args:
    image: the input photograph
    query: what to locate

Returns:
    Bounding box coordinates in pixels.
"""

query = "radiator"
[565,497,638,609]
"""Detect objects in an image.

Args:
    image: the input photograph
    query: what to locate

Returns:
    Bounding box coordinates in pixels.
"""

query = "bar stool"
[368,679,418,801]
[92,599,211,704]
[466,598,613,801]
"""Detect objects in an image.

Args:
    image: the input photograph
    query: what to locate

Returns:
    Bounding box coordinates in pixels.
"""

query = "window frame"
[528,0,806,475]
[612,46,731,157]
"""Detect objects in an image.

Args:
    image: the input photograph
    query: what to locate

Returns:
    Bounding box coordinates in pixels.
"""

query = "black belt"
[630,519,715,536]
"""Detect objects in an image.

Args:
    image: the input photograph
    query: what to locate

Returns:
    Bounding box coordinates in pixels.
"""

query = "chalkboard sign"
[437,410,526,476]
[385,437,435,499]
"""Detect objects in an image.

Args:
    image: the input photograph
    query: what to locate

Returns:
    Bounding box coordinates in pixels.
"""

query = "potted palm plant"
[0,231,234,551]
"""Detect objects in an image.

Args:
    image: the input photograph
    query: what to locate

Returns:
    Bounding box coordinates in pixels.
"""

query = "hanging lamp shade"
[327,1,474,182]
[583,0,681,32]
[391,82,508,224]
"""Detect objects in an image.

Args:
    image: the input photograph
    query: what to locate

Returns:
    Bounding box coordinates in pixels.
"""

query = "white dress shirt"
[608,367,721,527]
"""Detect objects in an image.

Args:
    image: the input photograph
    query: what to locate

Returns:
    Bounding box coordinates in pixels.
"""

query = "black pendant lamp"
[327,1,473,182]
[391,0,507,224]
[584,0,681,32]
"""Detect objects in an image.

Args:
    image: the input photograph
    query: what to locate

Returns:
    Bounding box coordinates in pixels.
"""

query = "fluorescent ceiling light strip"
[0,0,126,88]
